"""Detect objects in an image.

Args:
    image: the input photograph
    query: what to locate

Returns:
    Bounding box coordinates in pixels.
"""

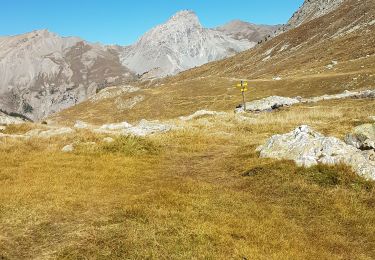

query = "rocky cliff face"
[120,11,254,79]
[216,20,280,43]
[0,30,135,120]
[285,0,345,30]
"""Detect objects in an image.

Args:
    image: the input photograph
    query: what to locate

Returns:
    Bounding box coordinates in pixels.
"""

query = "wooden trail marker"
[235,80,249,111]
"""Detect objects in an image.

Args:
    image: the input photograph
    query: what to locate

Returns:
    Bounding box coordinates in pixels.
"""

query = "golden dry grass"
[1,99,375,259]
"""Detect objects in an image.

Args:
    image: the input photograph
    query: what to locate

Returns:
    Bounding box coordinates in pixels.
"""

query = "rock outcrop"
[0,111,26,125]
[96,119,173,137]
[123,120,173,137]
[236,89,375,113]
[237,96,300,113]
[284,0,345,30]
[257,125,375,180]
[345,123,375,150]
[100,122,133,131]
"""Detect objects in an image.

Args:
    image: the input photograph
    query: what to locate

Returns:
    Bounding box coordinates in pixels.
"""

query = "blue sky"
[1,0,303,45]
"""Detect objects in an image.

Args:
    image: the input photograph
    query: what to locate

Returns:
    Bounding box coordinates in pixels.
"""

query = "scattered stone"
[100,121,133,131]
[123,119,173,137]
[103,137,115,143]
[74,120,90,129]
[273,76,282,81]
[62,144,74,153]
[369,116,375,122]
[235,90,375,113]
[179,110,227,121]
[257,125,375,180]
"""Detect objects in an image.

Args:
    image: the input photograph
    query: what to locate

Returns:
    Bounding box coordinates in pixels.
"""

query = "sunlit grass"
[1,99,375,259]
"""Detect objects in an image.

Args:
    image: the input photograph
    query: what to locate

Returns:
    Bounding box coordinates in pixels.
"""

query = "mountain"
[0,29,135,120]
[285,0,345,30]
[216,20,280,42]
[53,0,375,125]
[120,11,254,79]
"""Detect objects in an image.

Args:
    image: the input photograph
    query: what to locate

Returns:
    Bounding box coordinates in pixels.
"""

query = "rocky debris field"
[257,125,375,180]
[236,89,375,113]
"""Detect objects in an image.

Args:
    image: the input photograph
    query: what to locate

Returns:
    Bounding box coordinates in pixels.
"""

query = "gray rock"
[257,125,375,180]
[100,121,133,131]
[62,144,74,153]
[345,123,375,150]
[123,119,173,137]
[237,96,300,113]
[0,112,25,125]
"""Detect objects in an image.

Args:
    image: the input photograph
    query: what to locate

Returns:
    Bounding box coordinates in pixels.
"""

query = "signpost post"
[235,80,248,111]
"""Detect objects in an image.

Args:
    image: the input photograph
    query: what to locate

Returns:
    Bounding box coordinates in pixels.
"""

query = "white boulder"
[100,121,133,131]
[123,119,173,137]
[257,125,375,180]
[237,96,300,113]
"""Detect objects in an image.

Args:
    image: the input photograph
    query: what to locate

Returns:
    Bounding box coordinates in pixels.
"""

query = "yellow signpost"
[235,80,249,111]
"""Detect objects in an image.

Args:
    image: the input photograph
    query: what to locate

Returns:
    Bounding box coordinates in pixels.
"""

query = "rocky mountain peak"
[286,0,345,29]
[169,10,200,25]
[120,10,253,78]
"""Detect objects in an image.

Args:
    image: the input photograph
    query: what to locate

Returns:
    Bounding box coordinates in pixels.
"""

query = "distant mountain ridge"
[0,29,134,120]
[216,20,280,43]
[120,11,259,79]
[0,11,284,120]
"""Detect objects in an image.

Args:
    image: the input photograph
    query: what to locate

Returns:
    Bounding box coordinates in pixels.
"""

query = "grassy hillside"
[52,0,375,125]
[1,99,375,259]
